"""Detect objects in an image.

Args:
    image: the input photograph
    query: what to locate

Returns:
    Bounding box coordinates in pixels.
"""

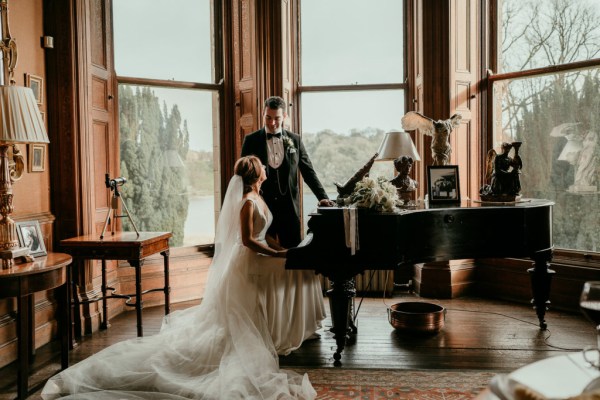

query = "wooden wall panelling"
[256,0,287,108]
[233,0,259,159]
[73,0,98,334]
[44,0,84,243]
[117,248,213,311]
[0,0,58,370]
[280,0,293,130]
[421,0,450,122]
[81,0,120,334]
[477,252,600,314]
[12,0,48,221]
[230,0,291,166]
[37,0,89,370]
[0,294,58,371]
[407,0,427,195]
[89,0,117,235]
[450,0,480,200]
[288,0,300,132]
[217,0,236,188]
[413,0,481,299]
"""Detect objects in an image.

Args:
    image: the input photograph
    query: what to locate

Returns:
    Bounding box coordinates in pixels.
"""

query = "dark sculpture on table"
[389,156,418,204]
[334,153,378,197]
[401,111,462,166]
[480,142,523,202]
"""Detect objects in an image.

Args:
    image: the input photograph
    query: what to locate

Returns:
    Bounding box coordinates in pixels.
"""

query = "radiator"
[320,269,395,297]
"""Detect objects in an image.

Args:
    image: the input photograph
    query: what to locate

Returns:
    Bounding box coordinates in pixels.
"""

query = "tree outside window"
[298,0,406,229]
[493,0,600,252]
[112,0,220,247]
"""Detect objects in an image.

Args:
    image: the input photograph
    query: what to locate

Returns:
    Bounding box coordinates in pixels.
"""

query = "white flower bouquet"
[341,176,400,212]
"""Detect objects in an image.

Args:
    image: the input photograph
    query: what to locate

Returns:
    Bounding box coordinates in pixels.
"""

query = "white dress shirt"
[266,128,284,169]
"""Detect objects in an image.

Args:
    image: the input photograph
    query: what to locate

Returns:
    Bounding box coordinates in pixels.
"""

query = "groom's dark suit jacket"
[241,128,329,247]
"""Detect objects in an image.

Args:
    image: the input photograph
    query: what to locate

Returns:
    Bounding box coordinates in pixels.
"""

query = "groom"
[241,96,334,248]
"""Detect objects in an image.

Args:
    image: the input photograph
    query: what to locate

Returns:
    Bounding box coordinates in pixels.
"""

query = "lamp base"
[0,246,34,269]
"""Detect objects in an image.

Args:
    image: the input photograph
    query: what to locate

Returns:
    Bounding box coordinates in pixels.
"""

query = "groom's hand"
[318,199,336,207]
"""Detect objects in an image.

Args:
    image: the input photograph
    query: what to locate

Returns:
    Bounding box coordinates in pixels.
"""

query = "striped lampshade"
[0,85,49,144]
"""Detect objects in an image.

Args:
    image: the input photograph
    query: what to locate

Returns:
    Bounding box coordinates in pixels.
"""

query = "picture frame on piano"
[427,165,461,203]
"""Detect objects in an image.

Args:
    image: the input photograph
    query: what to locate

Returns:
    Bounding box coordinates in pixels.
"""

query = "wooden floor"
[0,291,595,399]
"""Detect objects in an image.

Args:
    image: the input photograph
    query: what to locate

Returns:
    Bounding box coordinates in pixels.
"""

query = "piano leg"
[528,248,555,330]
[327,278,356,365]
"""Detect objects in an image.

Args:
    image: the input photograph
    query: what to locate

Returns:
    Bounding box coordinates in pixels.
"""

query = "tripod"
[100,183,140,239]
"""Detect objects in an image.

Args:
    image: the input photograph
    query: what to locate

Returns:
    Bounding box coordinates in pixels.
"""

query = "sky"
[112,0,405,152]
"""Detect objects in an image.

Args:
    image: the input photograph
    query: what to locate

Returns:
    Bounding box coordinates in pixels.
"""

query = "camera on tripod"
[101,173,139,239]
[105,174,127,190]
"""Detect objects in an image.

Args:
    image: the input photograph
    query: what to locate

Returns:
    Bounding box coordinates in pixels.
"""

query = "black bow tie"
[267,132,281,140]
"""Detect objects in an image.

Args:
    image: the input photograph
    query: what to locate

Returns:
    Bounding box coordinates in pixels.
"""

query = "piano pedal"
[393,279,414,293]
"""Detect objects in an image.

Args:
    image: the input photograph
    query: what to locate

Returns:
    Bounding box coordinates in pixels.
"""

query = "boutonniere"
[282,136,296,154]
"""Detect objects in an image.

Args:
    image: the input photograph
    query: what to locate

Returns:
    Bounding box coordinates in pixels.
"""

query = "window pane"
[113,0,213,82]
[300,0,403,85]
[300,90,406,226]
[118,84,218,247]
[492,68,599,252]
[500,0,600,73]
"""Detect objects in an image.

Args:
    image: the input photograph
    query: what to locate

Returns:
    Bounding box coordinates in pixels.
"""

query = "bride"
[42,155,326,399]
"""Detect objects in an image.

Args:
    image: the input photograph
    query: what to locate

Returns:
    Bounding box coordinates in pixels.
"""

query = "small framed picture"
[29,144,46,172]
[427,165,461,203]
[16,220,47,257]
[25,73,43,106]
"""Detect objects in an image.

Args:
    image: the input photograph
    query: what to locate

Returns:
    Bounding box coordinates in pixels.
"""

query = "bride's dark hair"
[234,156,263,193]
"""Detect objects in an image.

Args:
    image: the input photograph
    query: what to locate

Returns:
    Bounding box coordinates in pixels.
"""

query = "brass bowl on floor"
[388,301,445,334]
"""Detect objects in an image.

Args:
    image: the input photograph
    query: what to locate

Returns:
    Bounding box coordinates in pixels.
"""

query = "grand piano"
[286,199,554,363]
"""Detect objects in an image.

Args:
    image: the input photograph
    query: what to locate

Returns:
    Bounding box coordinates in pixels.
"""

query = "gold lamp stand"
[0,0,50,268]
[0,145,32,268]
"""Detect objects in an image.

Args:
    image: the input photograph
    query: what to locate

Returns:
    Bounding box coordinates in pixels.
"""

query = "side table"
[0,252,72,400]
[61,231,172,339]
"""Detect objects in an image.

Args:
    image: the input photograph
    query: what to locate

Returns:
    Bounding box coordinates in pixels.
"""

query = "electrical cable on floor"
[348,271,586,352]
[352,269,377,323]
[442,306,583,351]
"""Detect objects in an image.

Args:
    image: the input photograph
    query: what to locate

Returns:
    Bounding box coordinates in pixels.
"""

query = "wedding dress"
[258,264,325,355]
[42,176,323,400]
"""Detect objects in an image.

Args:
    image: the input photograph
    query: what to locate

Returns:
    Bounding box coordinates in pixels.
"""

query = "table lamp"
[0,86,49,268]
[376,131,421,202]
[0,0,50,268]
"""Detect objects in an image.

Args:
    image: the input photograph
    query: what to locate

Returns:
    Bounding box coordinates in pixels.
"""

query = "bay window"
[298,0,406,226]
[112,0,221,247]
[491,0,600,253]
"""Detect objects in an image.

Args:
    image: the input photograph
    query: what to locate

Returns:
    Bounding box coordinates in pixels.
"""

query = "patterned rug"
[292,368,497,400]
[1,366,497,399]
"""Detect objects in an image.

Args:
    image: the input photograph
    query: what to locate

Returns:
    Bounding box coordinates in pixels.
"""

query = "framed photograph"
[25,73,43,106]
[29,144,46,172]
[16,221,47,257]
[427,165,461,203]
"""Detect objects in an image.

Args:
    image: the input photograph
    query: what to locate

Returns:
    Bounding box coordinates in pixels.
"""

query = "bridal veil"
[42,175,316,399]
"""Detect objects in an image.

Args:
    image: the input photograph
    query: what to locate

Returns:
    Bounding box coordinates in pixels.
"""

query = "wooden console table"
[0,252,72,399]
[61,232,172,339]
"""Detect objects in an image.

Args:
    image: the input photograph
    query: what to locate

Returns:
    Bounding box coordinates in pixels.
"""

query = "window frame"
[113,0,225,251]
[295,0,409,102]
[487,0,600,261]
[294,0,409,231]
